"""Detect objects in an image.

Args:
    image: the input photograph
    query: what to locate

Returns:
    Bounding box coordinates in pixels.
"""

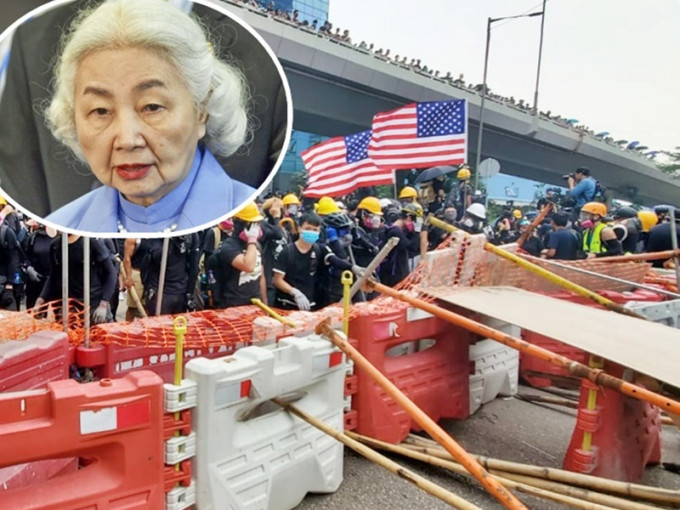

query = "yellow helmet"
[316,196,340,215]
[233,202,264,222]
[399,186,418,200]
[637,210,658,232]
[581,202,607,217]
[282,193,301,206]
[512,209,523,219]
[0,195,6,206]
[357,196,383,215]
[457,167,471,180]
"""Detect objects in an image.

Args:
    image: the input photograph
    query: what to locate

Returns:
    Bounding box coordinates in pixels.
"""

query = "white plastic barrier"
[469,317,520,414]
[186,334,345,510]
[626,299,680,328]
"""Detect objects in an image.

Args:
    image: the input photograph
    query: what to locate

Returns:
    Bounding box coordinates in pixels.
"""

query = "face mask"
[300,230,319,244]
[371,215,382,229]
[404,219,414,233]
[443,212,457,223]
[580,220,594,229]
[287,205,299,216]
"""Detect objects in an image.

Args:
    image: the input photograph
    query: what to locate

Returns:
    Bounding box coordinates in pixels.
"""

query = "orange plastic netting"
[0,233,659,349]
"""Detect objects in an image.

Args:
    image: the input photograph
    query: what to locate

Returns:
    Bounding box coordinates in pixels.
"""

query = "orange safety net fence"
[0,233,662,349]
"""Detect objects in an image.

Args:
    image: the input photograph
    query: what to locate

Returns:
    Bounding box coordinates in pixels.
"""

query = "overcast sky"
[329,0,680,154]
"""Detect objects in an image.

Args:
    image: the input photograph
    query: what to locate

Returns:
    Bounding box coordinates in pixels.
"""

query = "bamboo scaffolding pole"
[404,435,680,506]
[597,249,680,263]
[426,215,646,320]
[518,253,680,299]
[515,393,579,409]
[363,278,680,415]
[315,321,528,510]
[116,255,148,319]
[348,432,629,510]
[517,203,553,248]
[272,398,482,510]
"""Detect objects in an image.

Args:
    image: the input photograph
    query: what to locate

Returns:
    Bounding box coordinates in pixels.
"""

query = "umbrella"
[414,165,457,184]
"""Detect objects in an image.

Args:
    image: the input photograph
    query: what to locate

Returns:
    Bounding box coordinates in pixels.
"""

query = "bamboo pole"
[364,278,680,415]
[597,249,680,263]
[515,393,579,409]
[272,398,482,510]
[116,255,148,319]
[348,432,625,510]
[404,435,680,507]
[315,321,528,510]
[250,298,298,327]
[517,202,552,248]
[426,215,646,320]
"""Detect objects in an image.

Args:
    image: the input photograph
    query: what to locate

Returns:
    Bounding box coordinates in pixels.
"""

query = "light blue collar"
[117,149,202,231]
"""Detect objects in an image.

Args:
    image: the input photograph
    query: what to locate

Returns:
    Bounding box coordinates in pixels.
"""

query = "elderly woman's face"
[73,47,207,207]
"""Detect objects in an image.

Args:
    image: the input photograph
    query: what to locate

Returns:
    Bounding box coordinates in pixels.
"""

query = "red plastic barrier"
[350,304,471,444]
[563,362,661,482]
[0,331,69,392]
[77,342,236,383]
[0,371,165,509]
[520,330,588,388]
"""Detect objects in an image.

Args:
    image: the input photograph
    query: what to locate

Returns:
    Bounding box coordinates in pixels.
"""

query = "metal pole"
[473,17,492,194]
[155,237,170,316]
[668,208,680,292]
[83,237,90,348]
[532,0,547,120]
[61,233,69,333]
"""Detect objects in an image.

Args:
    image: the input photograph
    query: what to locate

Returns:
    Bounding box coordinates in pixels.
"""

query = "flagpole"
[473,17,491,195]
[393,169,398,199]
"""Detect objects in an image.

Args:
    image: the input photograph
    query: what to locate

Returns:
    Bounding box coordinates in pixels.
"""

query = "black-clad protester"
[378,203,414,288]
[260,197,289,305]
[207,203,266,307]
[646,211,680,268]
[542,212,581,260]
[23,223,58,309]
[0,210,26,309]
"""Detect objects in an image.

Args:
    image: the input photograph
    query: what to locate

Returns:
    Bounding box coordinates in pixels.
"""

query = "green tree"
[658,147,680,176]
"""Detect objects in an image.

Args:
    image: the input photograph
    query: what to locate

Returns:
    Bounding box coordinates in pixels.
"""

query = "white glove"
[26,266,42,282]
[245,224,262,243]
[291,288,311,311]
[351,265,366,278]
[92,301,112,324]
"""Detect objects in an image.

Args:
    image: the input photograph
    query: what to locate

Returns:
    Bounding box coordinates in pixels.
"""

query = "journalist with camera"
[563,167,596,220]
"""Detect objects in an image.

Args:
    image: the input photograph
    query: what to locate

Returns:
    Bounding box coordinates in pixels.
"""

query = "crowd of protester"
[225,0,657,160]
[0,164,676,322]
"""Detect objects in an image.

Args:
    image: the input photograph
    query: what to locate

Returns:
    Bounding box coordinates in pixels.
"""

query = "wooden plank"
[425,286,680,389]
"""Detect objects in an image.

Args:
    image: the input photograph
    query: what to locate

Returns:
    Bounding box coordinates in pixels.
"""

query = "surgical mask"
[287,205,299,215]
[300,230,319,244]
[580,220,594,229]
[404,219,414,233]
[443,211,457,223]
[363,215,381,229]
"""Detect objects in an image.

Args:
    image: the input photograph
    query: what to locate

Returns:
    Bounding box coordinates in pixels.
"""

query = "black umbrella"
[414,165,457,184]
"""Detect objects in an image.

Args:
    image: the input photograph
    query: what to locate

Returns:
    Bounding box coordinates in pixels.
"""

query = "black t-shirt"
[646,222,680,267]
[273,242,322,309]
[139,235,199,296]
[212,237,262,307]
[545,228,581,260]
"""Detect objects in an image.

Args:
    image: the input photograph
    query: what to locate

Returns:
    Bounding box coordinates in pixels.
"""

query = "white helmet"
[466,203,486,220]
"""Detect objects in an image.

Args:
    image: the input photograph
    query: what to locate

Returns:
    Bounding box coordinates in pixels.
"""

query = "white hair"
[47,0,250,160]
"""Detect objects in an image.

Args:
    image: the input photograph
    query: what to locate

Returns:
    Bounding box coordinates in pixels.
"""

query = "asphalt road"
[295,386,680,509]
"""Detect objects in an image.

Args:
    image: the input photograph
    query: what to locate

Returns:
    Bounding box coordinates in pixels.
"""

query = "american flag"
[368,99,467,169]
[301,130,394,197]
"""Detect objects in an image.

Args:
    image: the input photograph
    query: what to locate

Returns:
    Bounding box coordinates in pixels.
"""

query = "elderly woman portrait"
[0,0,290,234]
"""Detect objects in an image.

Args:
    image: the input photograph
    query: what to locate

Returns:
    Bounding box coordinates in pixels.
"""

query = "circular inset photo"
[0,0,292,237]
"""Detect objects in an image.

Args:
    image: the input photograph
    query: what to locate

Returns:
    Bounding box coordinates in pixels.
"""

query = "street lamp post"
[473,9,545,194]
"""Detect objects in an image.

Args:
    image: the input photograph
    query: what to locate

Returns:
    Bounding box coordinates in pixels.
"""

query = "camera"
[561,173,574,180]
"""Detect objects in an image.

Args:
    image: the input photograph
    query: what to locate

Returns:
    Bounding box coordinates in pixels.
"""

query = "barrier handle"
[251,298,299,327]
[341,270,353,336]
[173,316,187,386]
[425,215,646,320]
[316,320,528,510]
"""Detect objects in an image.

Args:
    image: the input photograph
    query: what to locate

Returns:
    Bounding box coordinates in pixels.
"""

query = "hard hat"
[383,203,402,224]
[0,195,6,206]
[316,196,340,215]
[233,202,264,222]
[519,219,530,227]
[357,196,383,215]
[637,210,658,232]
[402,202,423,218]
[466,203,486,220]
[282,193,301,206]
[512,209,523,219]
[399,186,418,199]
[457,167,471,180]
[653,204,675,215]
[378,198,393,209]
[612,206,637,220]
[262,197,283,213]
[581,202,607,217]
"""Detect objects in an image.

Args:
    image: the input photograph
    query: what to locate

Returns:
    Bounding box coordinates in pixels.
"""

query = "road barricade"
[0,371,165,509]
[186,334,345,510]
[469,318,519,414]
[350,302,471,444]
[563,361,662,482]
[0,331,69,392]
